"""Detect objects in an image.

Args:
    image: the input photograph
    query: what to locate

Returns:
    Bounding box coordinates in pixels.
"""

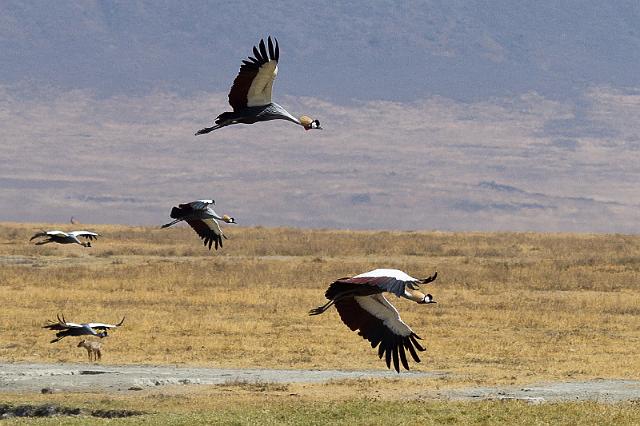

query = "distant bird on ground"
[43,314,125,343]
[30,230,100,247]
[195,36,322,135]
[309,269,437,372]
[161,199,236,250]
[70,216,79,224]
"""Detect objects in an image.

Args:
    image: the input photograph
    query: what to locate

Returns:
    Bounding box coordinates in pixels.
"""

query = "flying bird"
[195,36,322,135]
[30,230,100,247]
[310,269,437,372]
[43,314,125,343]
[161,199,236,250]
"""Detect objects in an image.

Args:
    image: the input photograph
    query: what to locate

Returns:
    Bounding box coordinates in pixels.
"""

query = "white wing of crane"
[68,231,100,239]
[45,230,69,237]
[354,294,415,337]
[247,61,278,107]
[86,317,125,330]
[86,322,118,329]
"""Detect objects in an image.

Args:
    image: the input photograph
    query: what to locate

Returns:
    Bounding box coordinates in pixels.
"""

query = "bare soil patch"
[435,379,640,403]
[0,362,437,393]
[1,363,638,404]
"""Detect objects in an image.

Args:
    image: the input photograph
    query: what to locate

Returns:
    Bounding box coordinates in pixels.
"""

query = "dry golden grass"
[0,221,639,387]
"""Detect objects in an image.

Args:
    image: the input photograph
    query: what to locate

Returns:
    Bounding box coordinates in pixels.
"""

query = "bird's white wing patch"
[246,61,278,107]
[86,322,117,329]
[354,294,413,337]
[46,230,68,237]
[355,269,418,282]
[64,322,84,329]
[69,231,98,237]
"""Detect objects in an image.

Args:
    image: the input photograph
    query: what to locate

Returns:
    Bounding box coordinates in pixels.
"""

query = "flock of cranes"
[34,37,437,372]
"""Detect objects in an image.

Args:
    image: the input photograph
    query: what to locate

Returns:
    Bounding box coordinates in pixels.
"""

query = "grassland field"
[0,222,638,424]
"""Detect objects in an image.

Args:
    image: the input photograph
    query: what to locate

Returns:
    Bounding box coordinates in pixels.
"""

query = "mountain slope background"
[1,1,639,232]
[3,1,640,101]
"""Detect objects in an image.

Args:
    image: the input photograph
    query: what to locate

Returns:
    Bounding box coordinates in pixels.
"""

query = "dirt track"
[437,379,640,403]
[0,362,438,393]
[1,363,638,403]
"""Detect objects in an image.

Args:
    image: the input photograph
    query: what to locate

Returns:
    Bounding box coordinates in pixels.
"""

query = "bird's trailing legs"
[195,124,224,136]
[309,300,336,316]
[161,219,182,228]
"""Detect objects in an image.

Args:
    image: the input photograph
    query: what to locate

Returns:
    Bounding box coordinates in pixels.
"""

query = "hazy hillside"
[2,1,640,102]
[1,2,640,232]
[2,85,639,232]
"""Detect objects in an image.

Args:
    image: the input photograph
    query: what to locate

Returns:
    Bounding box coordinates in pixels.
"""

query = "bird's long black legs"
[309,300,336,316]
[195,124,224,135]
[161,219,182,228]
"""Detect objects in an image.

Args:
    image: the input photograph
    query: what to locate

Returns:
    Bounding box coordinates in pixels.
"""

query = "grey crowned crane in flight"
[310,269,437,372]
[30,230,100,247]
[195,36,322,135]
[43,313,125,343]
[161,199,236,250]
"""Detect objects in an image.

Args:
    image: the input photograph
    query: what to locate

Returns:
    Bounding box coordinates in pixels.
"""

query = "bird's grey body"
[214,103,298,128]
